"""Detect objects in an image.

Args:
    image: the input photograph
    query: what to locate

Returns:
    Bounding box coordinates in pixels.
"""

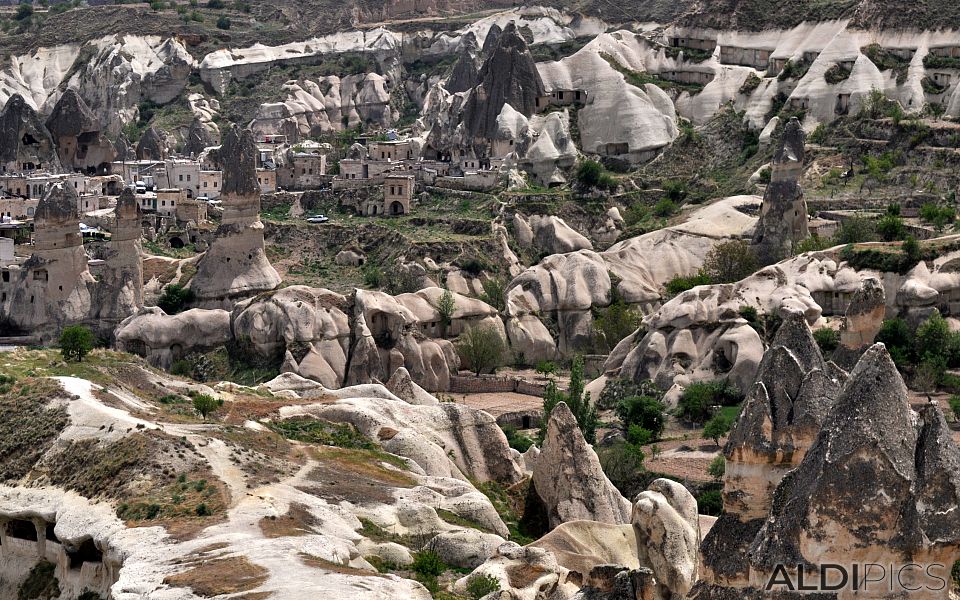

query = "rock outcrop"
[463,22,545,142]
[184,116,216,157]
[699,313,841,586]
[0,94,61,173]
[135,127,165,160]
[94,188,144,324]
[834,277,885,367]
[532,402,632,529]
[751,117,809,264]
[115,307,233,368]
[632,479,701,598]
[45,89,116,173]
[190,126,281,305]
[446,31,481,93]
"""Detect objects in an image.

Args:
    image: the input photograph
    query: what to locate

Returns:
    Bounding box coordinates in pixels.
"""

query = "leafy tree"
[701,240,759,283]
[920,203,957,231]
[540,355,597,444]
[626,424,653,446]
[876,213,906,241]
[157,284,195,315]
[615,395,666,439]
[835,216,878,244]
[902,235,922,267]
[535,361,557,377]
[216,15,231,29]
[677,380,740,424]
[592,289,642,352]
[916,310,952,368]
[479,276,506,313]
[813,328,839,354]
[437,289,456,336]
[60,325,94,362]
[704,413,733,446]
[457,326,505,376]
[191,393,221,419]
[708,455,725,480]
[15,3,33,20]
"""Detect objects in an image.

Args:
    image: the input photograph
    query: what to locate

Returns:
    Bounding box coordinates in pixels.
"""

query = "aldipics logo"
[765,563,950,594]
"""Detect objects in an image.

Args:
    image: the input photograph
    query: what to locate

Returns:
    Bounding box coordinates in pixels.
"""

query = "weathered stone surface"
[386,367,439,406]
[463,22,545,141]
[428,529,505,569]
[452,541,567,600]
[135,127,165,160]
[115,307,232,368]
[531,520,639,583]
[191,126,281,304]
[45,89,116,171]
[446,31,480,93]
[631,478,700,598]
[751,117,808,264]
[184,116,216,157]
[532,402,631,529]
[834,277,885,367]
[0,94,60,172]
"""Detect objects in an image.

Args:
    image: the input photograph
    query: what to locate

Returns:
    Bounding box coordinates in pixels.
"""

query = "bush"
[701,240,758,283]
[824,63,851,84]
[206,0,225,6]
[437,289,456,336]
[949,396,960,420]
[411,550,445,578]
[216,15,231,29]
[541,355,597,444]
[466,573,501,599]
[697,489,723,516]
[18,561,59,600]
[191,393,222,419]
[501,425,534,452]
[195,503,211,516]
[920,202,956,231]
[362,264,383,288]
[60,325,95,362]
[15,3,33,20]
[157,284,195,315]
[653,198,678,218]
[835,216,878,244]
[479,276,506,313]
[627,424,653,446]
[812,328,839,354]
[616,396,666,439]
[457,326,506,376]
[708,455,725,480]
[597,378,662,411]
[535,361,557,377]
[576,159,617,190]
[592,293,642,353]
[665,271,712,295]
[876,214,906,241]
[703,413,733,446]
[677,380,741,424]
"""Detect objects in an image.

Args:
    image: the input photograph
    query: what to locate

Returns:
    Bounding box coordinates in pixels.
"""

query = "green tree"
[876,214,906,241]
[216,15,231,29]
[575,159,616,190]
[592,290,642,353]
[192,393,221,419]
[437,288,456,336]
[920,203,957,231]
[457,326,505,376]
[701,240,759,283]
[540,356,598,444]
[15,3,33,20]
[835,216,878,244]
[813,328,839,354]
[615,395,666,439]
[703,413,733,446]
[708,455,725,480]
[916,310,952,367]
[478,276,506,313]
[59,325,94,362]
[157,284,195,314]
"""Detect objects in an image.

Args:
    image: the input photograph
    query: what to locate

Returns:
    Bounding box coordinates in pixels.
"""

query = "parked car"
[306,214,329,223]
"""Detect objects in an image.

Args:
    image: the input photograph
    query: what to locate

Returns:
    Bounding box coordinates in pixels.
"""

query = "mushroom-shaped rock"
[532,402,631,529]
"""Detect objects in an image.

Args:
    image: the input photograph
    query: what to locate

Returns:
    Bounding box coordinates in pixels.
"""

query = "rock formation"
[751,117,809,264]
[135,127,165,161]
[532,402,632,529]
[632,478,701,598]
[699,313,841,587]
[94,188,145,324]
[446,31,481,94]
[115,307,233,368]
[190,126,281,306]
[45,89,116,173]
[463,22,545,143]
[696,344,960,598]
[833,277,885,367]
[0,94,61,173]
[184,116,216,157]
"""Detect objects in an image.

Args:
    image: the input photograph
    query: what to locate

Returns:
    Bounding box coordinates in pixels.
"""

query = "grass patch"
[601,52,705,94]
[308,446,413,486]
[0,378,69,482]
[258,503,316,538]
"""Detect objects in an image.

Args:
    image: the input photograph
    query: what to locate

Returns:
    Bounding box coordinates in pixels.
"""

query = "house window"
[214,181,218,187]
[179,175,183,182]
[203,182,207,188]
[186,175,191,181]
[161,200,166,206]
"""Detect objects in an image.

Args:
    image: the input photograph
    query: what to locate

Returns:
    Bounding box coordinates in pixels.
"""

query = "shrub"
[701,240,758,283]
[835,216,878,244]
[708,455,725,480]
[157,284,195,315]
[824,63,851,84]
[876,318,913,364]
[920,202,957,231]
[466,573,501,599]
[541,355,597,444]
[665,271,712,295]
[195,503,211,516]
[479,276,506,313]
[795,234,832,254]
[15,3,33,20]
[916,311,952,365]
[60,325,95,362]
[362,264,383,288]
[813,328,839,354]
[626,424,653,446]
[616,396,666,439]
[598,441,647,498]
[677,381,741,424]
[949,396,960,420]
[206,0,225,6]
[653,198,678,218]
[216,15,231,29]
[697,489,723,516]
[411,550,445,578]
[597,378,662,411]
[703,414,733,446]
[457,326,506,376]
[876,214,906,241]
[535,361,557,377]
[576,159,617,190]
[592,293,642,353]
[191,393,222,419]
[501,425,534,452]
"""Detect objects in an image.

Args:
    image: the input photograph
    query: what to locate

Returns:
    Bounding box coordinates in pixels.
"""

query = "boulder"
[452,542,568,600]
[631,479,700,598]
[386,367,439,406]
[135,126,165,160]
[527,215,593,254]
[428,529,505,569]
[532,402,631,529]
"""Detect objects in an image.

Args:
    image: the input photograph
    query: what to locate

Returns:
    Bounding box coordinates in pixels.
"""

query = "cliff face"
[462,22,545,143]
[45,89,116,172]
[0,94,61,173]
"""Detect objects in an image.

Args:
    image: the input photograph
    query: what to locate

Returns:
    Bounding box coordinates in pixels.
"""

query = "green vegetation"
[813,328,840,354]
[269,418,376,450]
[739,73,762,94]
[18,561,59,600]
[501,425,534,452]
[703,413,734,446]
[191,392,222,419]
[59,325,94,362]
[157,284,195,315]
[535,361,557,377]
[437,289,456,336]
[676,380,742,425]
[457,326,506,376]
[862,44,911,84]
[920,202,957,231]
[701,240,759,283]
[949,396,960,420]
[835,215,879,244]
[876,311,960,385]
[777,58,810,81]
[601,53,705,94]
[615,395,666,440]
[697,488,723,516]
[923,53,960,71]
[824,63,851,84]
[665,271,712,295]
[575,159,617,191]
[478,276,507,313]
[466,573,501,599]
[592,281,642,353]
[541,355,597,444]
[708,455,725,480]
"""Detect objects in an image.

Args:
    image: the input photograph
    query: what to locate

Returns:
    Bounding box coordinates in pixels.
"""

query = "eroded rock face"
[751,118,808,265]
[532,402,631,529]
[184,116,216,157]
[452,541,567,600]
[190,126,281,305]
[632,479,701,598]
[834,277,885,367]
[697,344,960,598]
[463,22,545,142]
[135,127,165,160]
[0,94,61,173]
[446,31,481,94]
[45,89,116,173]
[114,307,232,368]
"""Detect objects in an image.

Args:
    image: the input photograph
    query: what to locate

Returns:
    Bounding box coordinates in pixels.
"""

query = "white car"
[306,215,329,223]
